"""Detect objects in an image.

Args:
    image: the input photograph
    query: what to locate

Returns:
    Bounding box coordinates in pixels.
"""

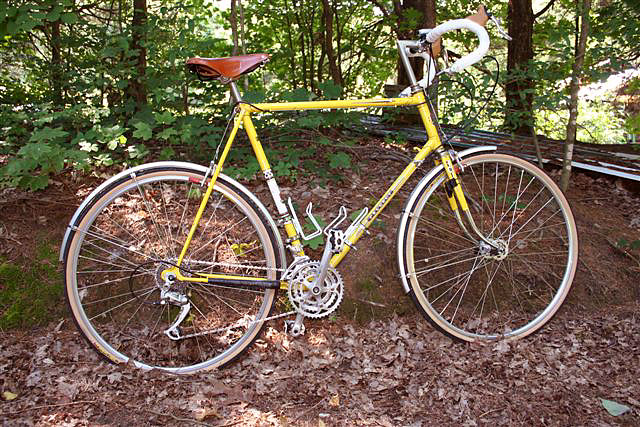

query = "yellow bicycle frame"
[165,89,469,288]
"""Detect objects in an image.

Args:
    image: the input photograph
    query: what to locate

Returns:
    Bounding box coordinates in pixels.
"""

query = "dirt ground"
[1,145,639,425]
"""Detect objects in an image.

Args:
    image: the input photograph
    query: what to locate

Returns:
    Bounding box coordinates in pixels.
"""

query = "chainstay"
[177,310,296,339]
[181,259,286,273]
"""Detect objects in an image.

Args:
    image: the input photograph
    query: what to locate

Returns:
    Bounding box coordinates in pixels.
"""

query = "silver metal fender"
[396,145,497,293]
[59,161,285,268]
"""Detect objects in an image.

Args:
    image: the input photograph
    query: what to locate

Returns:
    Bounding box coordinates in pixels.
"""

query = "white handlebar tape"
[425,18,490,73]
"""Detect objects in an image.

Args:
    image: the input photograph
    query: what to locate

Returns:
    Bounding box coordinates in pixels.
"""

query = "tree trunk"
[505,0,534,135]
[322,0,343,87]
[50,18,63,106]
[238,0,249,91]
[560,0,592,192]
[283,0,298,89]
[230,0,239,56]
[396,0,436,87]
[128,0,147,109]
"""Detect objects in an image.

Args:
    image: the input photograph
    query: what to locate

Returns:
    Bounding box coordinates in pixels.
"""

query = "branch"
[534,0,558,20]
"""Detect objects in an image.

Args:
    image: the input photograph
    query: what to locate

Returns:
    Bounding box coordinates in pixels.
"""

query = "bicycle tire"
[399,153,578,341]
[62,162,284,373]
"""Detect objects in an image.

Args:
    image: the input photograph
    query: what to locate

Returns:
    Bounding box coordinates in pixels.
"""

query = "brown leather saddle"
[186,54,270,81]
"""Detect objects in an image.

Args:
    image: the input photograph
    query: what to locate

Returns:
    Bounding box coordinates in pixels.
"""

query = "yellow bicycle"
[61,6,578,373]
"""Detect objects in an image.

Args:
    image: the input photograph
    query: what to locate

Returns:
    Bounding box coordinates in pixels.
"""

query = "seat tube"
[242,112,306,257]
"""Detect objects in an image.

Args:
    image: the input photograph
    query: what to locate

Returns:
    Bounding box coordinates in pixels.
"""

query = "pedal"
[327,229,345,254]
[284,316,306,337]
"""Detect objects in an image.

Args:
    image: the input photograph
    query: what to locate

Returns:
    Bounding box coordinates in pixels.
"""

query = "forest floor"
[1,141,640,426]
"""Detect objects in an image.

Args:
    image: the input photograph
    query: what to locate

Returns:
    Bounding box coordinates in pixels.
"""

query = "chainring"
[287,261,344,319]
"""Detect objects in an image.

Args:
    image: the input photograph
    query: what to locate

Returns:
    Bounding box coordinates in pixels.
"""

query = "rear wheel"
[401,153,578,341]
[62,164,282,373]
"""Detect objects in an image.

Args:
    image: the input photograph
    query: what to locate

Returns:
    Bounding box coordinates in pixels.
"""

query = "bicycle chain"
[185,259,286,273]
[176,310,296,339]
[170,258,307,339]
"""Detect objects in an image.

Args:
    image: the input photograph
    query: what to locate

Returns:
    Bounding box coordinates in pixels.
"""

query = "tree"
[127,0,148,110]
[242,0,390,96]
[560,0,592,191]
[504,0,557,135]
[369,0,436,87]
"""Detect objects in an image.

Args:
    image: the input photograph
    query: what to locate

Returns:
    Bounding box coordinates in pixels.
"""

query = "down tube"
[329,136,440,267]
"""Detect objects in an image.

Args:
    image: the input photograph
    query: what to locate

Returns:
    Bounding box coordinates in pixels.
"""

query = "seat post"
[229,81,243,103]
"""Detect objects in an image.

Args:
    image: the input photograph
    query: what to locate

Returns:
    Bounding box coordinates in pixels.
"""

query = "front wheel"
[62,163,284,373]
[399,153,578,341]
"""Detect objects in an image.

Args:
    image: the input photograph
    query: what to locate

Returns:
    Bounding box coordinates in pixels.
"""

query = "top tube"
[244,92,425,113]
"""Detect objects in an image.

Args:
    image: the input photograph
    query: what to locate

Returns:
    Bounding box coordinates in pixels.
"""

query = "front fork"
[438,149,501,251]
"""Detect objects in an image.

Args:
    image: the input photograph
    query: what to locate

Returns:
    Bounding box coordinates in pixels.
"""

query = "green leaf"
[296,114,323,129]
[157,127,177,140]
[273,160,292,177]
[318,80,342,100]
[158,147,175,160]
[306,234,324,250]
[94,153,113,167]
[18,142,52,161]
[599,399,631,416]
[154,111,176,125]
[303,216,326,250]
[22,174,49,191]
[46,6,63,22]
[327,152,351,169]
[78,140,98,152]
[29,126,68,143]
[132,122,152,140]
[60,12,78,24]
[127,144,149,159]
[349,208,365,221]
[283,88,314,102]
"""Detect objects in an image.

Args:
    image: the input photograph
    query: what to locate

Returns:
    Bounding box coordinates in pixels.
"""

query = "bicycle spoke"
[82,285,157,305]
[88,288,156,321]
[133,180,175,259]
[406,154,576,341]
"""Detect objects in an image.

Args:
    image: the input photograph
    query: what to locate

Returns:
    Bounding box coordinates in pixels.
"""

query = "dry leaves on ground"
[1,306,639,426]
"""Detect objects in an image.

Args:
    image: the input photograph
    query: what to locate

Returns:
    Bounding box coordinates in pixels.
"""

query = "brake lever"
[488,14,512,41]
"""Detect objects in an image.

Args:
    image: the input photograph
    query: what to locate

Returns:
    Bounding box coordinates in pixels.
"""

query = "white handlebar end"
[425,18,490,74]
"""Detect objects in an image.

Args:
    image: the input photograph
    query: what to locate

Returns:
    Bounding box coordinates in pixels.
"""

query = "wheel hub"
[478,239,508,261]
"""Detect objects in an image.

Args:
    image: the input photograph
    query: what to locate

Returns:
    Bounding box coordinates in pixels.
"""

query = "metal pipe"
[229,81,242,102]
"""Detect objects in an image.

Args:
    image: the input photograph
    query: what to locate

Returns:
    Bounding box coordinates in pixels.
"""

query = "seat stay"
[174,109,245,267]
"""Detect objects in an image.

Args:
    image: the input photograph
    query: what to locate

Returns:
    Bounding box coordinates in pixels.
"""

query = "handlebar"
[426,18,489,74]
[421,5,510,75]
[424,5,491,74]
[396,5,510,96]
